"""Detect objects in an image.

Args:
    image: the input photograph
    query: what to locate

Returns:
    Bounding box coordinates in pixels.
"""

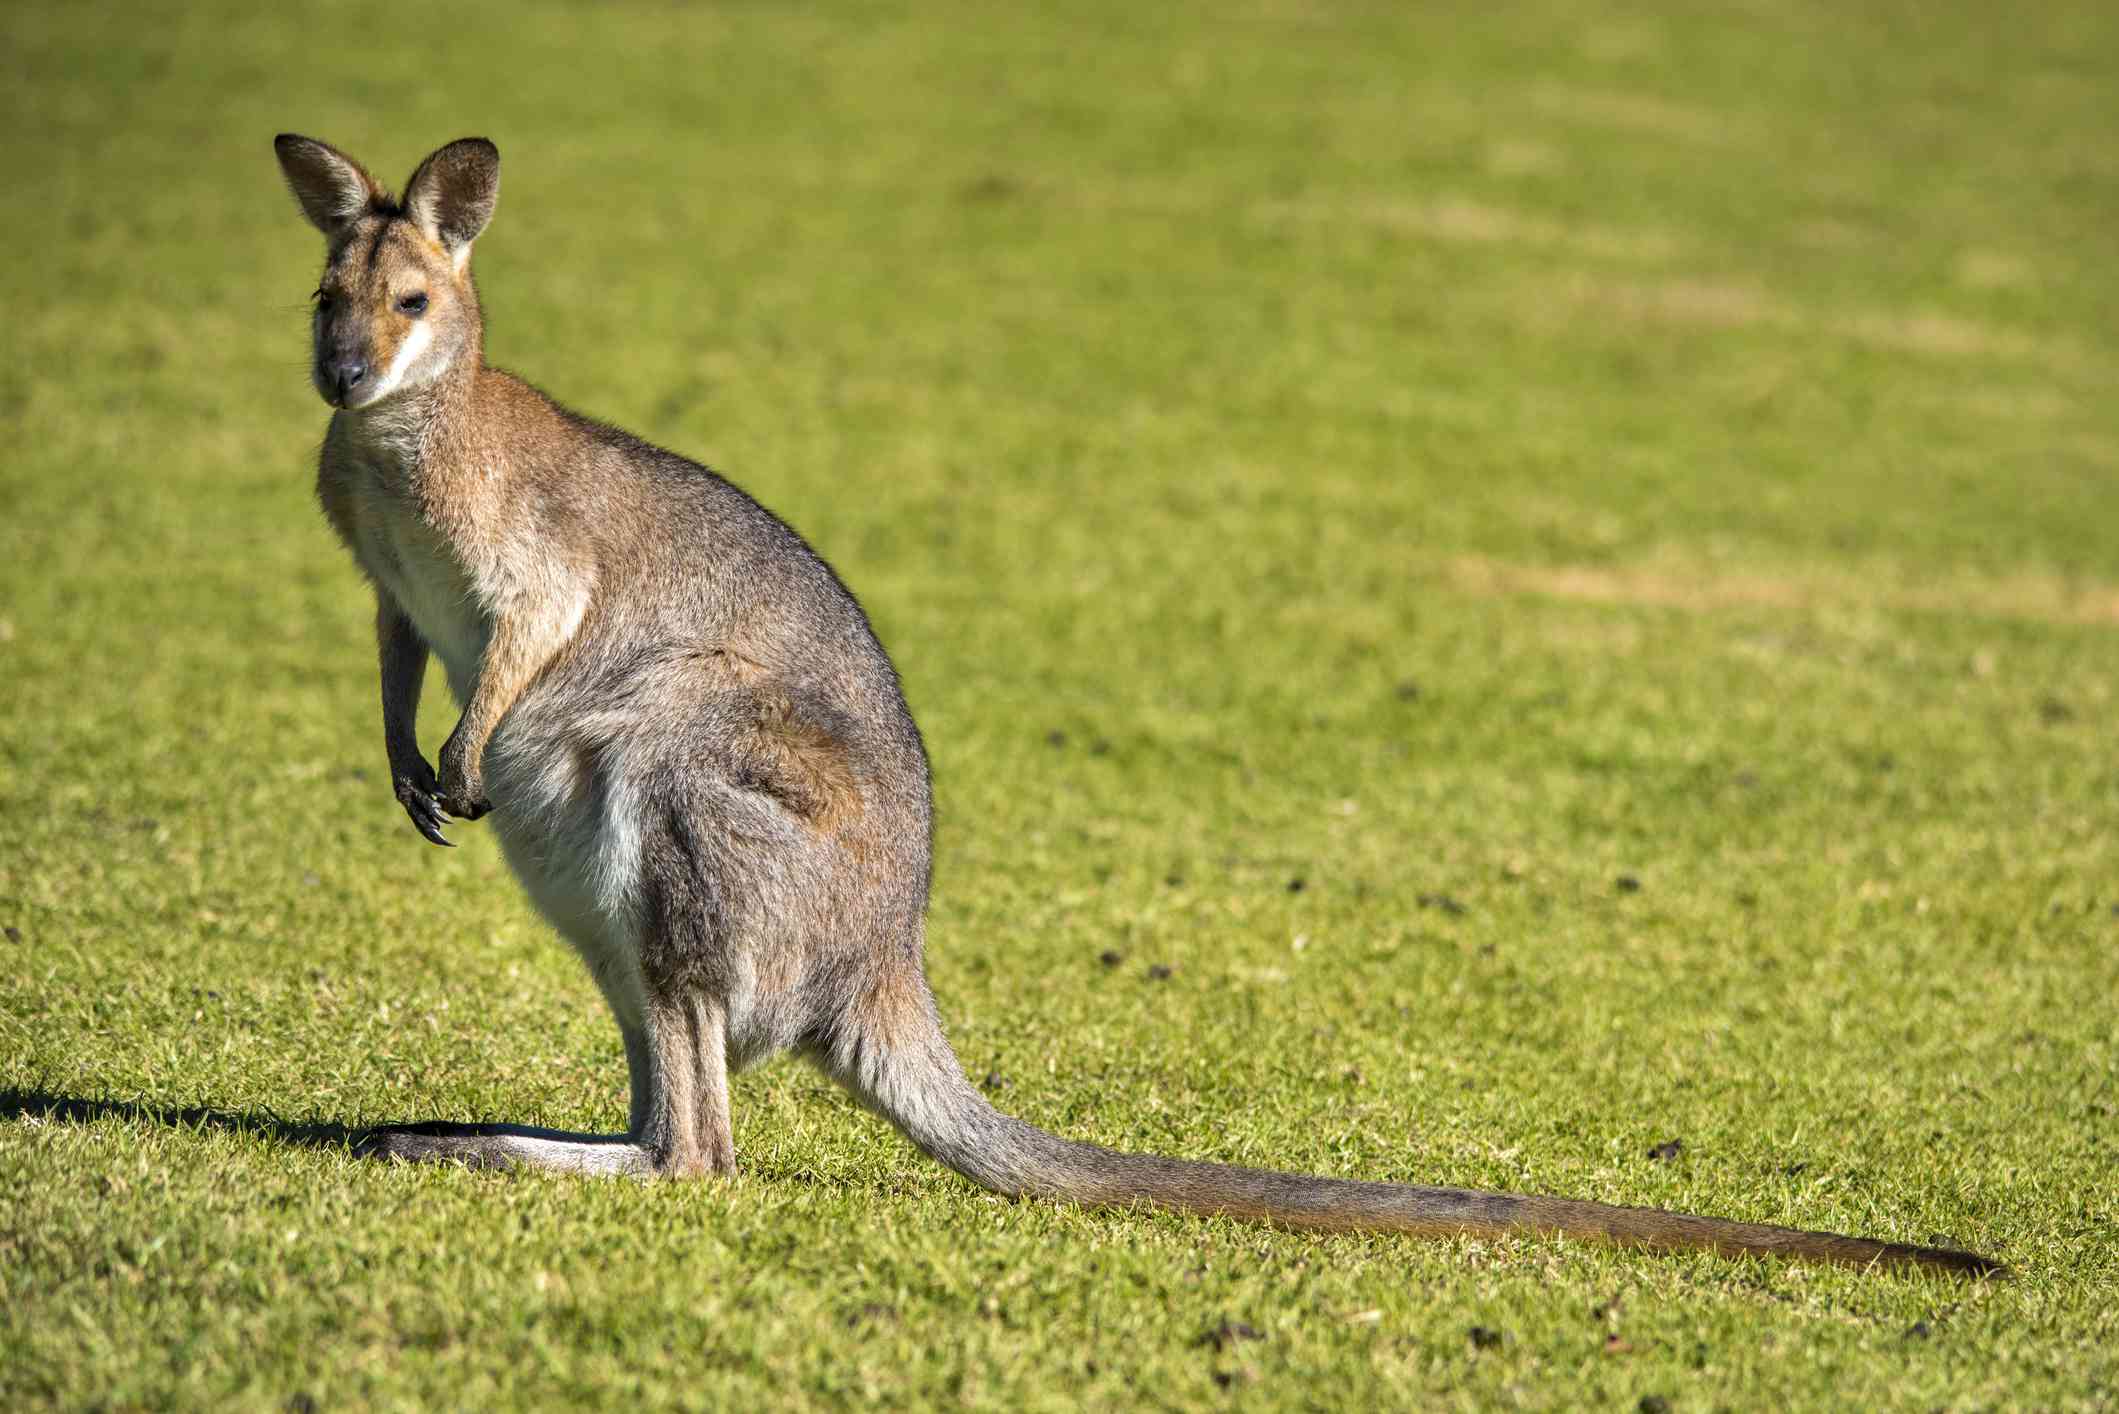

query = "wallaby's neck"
[335,346,485,487]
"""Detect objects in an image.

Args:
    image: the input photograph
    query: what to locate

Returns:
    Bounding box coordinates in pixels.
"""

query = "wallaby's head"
[273,135,499,410]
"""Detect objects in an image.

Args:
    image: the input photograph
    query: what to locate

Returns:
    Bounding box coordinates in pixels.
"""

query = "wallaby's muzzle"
[321,353,369,407]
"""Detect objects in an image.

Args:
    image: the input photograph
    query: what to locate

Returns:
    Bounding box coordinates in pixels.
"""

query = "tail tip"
[1896,1242,2010,1281]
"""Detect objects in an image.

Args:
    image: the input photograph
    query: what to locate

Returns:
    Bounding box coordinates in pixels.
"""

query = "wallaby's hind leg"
[574,947,654,1137]
[582,949,731,1171]
[354,997,731,1176]
[356,912,735,1177]
[620,1016,652,1138]
[633,995,735,1177]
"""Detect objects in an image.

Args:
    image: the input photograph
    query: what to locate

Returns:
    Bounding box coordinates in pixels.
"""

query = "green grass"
[4,0,2116,1407]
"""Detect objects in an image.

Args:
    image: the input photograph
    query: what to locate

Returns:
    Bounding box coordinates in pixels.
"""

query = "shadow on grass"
[0,1089,643,1166]
[0,1087,362,1152]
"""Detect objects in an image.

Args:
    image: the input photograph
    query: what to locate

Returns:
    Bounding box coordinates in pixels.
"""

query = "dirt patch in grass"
[1444,554,2119,627]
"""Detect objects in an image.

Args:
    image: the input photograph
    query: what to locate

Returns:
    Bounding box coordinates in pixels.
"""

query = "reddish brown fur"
[744,695,865,831]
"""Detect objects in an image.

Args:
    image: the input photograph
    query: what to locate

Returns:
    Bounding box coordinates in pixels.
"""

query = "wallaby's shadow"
[1,1088,632,1164]
[0,1088,363,1153]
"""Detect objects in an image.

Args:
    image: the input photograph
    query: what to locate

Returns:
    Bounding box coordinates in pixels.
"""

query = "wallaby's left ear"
[403,138,500,270]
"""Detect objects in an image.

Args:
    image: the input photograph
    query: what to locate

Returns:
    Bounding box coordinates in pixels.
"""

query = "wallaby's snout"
[275,133,498,412]
[314,301,373,408]
[322,351,368,407]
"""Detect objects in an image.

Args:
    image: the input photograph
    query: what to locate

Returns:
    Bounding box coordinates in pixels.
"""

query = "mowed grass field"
[3,0,2116,1407]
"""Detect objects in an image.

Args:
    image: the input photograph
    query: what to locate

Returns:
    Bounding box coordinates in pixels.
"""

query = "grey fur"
[278,135,2004,1279]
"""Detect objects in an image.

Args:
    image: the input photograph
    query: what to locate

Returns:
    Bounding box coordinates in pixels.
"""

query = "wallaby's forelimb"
[376,596,451,846]
[434,578,592,818]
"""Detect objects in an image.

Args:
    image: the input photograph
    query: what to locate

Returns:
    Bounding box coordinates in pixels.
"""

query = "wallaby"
[274,133,2002,1278]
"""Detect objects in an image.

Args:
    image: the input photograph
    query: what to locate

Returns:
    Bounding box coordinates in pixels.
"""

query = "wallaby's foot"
[354,1121,660,1176]
[674,1125,737,1178]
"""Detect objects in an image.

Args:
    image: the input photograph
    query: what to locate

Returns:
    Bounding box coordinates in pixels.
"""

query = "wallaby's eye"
[312,289,333,311]
[398,292,429,317]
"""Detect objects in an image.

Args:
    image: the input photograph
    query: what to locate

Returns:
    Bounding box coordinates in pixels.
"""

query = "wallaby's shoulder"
[481,368,856,575]
[458,365,751,511]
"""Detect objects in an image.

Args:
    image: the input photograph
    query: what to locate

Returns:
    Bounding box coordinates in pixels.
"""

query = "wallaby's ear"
[274,134,384,238]
[403,138,500,270]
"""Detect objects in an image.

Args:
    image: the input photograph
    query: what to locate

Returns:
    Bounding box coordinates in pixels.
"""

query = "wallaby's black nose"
[328,359,368,402]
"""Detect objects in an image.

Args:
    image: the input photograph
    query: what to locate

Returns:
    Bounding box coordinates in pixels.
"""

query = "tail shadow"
[0,1087,362,1152]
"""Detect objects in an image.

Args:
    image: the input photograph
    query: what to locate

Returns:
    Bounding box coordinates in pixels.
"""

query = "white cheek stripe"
[368,319,435,401]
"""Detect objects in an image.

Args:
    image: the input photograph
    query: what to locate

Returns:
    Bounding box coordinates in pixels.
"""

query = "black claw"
[399,789,455,846]
[391,762,459,848]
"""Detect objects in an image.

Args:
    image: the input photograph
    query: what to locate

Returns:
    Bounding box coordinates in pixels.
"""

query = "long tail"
[823,993,2006,1279]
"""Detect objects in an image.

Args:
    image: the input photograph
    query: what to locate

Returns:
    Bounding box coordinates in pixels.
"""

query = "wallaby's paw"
[432,770,490,822]
[392,761,456,847]
[440,790,492,821]
[402,775,461,839]
[435,737,491,822]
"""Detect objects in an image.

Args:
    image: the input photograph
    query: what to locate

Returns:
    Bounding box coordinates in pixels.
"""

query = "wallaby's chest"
[329,453,493,699]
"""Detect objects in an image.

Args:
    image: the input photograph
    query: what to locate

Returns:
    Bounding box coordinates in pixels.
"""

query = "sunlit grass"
[3,0,2115,1407]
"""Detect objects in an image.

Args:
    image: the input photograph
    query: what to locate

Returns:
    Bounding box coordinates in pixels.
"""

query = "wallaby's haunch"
[275,133,2002,1279]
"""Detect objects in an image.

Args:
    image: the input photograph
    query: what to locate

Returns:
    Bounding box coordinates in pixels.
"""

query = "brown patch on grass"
[1445,555,2119,627]
[1954,249,2037,290]
[1486,138,1562,177]
[1949,387,2075,422]
[1576,25,1665,65]
[1530,85,1741,145]
[1254,195,1681,263]
[2068,433,2119,468]
[1449,557,1797,613]
[1837,311,2043,360]
[1552,275,2078,371]
[1562,275,1787,330]
[1790,218,1870,250]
